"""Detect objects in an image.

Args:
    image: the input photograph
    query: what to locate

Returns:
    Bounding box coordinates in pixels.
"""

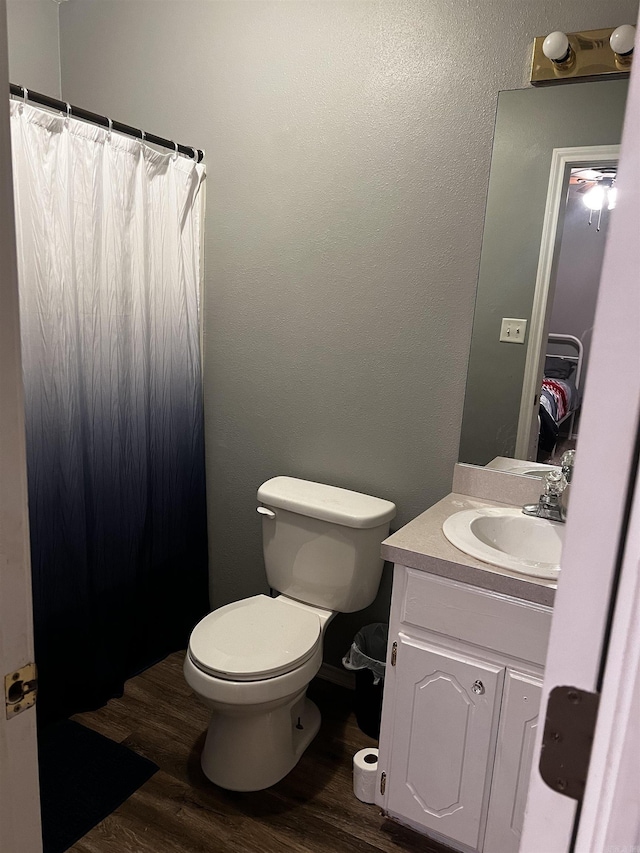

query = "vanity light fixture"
[610,24,636,57]
[542,32,573,65]
[531,26,635,85]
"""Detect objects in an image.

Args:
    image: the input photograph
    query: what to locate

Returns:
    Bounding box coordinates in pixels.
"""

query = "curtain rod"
[9,84,204,163]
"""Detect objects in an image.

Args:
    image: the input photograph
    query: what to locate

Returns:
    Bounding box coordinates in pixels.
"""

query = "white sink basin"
[442,507,563,579]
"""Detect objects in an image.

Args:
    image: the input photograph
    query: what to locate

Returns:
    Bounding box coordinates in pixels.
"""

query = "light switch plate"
[500,317,527,344]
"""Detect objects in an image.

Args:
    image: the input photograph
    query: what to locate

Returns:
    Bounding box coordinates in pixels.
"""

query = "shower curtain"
[10,101,209,723]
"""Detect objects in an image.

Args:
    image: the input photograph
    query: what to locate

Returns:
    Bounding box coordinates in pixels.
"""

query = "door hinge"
[391,642,397,666]
[380,771,386,795]
[5,663,38,719]
[539,685,600,801]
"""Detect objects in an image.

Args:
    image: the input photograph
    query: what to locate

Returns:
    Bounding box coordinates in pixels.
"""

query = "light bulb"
[583,186,604,211]
[610,24,636,56]
[608,187,618,210]
[542,31,571,63]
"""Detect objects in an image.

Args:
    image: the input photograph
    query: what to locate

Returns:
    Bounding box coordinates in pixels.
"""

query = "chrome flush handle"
[257,506,276,519]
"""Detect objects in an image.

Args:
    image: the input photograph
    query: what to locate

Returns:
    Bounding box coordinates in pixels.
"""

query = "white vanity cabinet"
[483,670,543,851]
[376,565,552,853]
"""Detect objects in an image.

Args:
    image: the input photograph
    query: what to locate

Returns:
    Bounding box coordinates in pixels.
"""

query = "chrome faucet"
[523,451,575,524]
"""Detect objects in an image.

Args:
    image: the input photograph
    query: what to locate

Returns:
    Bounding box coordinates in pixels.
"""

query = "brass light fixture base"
[531,28,632,86]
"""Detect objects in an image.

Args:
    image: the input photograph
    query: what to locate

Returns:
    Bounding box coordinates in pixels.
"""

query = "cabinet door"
[386,634,504,850]
[484,670,543,853]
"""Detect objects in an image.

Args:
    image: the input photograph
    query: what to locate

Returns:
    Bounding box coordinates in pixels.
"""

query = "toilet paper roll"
[353,747,379,804]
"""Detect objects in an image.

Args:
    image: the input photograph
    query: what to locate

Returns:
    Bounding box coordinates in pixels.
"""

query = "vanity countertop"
[382,492,556,607]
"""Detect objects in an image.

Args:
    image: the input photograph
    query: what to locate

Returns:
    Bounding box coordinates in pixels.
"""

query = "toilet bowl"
[185,477,396,792]
[184,594,333,791]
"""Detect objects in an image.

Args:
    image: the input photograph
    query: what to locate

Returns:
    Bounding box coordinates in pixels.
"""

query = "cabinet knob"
[472,680,485,695]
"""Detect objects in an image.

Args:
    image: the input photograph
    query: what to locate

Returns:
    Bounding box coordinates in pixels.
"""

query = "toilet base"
[200,689,321,792]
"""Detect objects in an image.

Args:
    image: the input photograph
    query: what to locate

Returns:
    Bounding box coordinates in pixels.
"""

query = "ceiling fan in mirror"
[570,167,617,230]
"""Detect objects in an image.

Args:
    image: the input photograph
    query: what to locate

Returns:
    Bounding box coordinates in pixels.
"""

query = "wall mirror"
[458,80,628,474]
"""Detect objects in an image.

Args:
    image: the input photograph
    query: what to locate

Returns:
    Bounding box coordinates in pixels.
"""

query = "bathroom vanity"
[376,467,555,853]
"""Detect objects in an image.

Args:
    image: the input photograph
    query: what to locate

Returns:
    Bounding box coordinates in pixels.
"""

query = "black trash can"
[342,623,388,739]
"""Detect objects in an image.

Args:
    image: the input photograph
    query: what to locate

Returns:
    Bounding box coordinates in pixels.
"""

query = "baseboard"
[317,663,355,690]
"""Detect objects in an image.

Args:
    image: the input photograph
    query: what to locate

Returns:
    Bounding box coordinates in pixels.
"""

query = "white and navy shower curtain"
[10,101,209,722]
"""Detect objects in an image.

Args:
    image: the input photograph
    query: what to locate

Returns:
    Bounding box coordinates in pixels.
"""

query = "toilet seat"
[188,595,322,682]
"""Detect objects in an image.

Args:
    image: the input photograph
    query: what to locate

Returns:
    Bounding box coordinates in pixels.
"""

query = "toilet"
[183,476,396,792]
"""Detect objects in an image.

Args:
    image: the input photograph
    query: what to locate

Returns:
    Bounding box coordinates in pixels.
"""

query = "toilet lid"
[188,595,322,681]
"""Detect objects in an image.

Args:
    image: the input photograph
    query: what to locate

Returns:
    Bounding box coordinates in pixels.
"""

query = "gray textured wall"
[6,0,60,96]
[52,0,638,666]
[458,81,628,467]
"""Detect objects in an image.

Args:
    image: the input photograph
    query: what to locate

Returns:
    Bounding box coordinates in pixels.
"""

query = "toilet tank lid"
[257,477,396,529]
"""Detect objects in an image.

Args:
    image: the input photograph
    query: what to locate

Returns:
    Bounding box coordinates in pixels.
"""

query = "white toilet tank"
[257,477,396,613]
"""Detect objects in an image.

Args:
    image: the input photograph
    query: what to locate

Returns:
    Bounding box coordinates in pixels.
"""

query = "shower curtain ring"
[172,140,179,161]
[23,87,29,104]
[191,147,198,162]
[107,117,113,142]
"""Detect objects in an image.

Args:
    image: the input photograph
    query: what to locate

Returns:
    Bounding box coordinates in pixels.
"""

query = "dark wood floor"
[70,652,449,853]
